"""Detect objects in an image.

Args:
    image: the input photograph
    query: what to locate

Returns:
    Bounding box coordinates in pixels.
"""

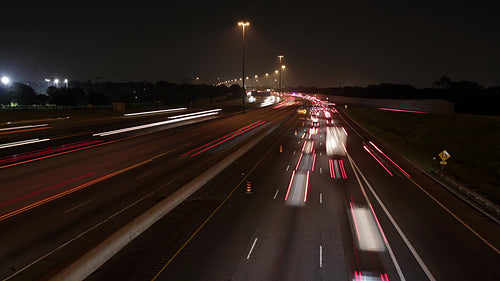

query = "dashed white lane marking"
[247,238,258,259]
[137,171,152,179]
[319,245,323,268]
[64,199,93,214]
[286,165,290,171]
[319,167,322,174]
[273,189,279,200]
[320,193,323,204]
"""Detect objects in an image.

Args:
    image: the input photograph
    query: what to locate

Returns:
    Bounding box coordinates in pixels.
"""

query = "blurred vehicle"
[311,114,319,127]
[326,126,347,157]
[347,200,389,281]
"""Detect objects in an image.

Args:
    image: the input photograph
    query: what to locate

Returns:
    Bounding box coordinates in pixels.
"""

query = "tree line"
[292,76,499,115]
[0,81,245,108]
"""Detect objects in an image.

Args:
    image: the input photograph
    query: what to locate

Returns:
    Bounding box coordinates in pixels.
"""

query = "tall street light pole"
[238,21,250,110]
[281,65,286,94]
[277,55,284,94]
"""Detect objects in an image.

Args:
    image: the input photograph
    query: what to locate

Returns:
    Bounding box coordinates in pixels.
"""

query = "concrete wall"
[326,95,454,114]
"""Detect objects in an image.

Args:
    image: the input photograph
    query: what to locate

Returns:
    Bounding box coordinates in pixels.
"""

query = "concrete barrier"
[326,95,454,114]
[50,122,281,281]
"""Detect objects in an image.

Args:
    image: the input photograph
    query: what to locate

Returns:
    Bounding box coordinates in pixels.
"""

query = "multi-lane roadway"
[1,95,498,281]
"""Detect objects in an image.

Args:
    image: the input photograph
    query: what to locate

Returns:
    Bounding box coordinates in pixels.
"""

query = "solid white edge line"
[247,238,258,259]
[273,189,279,200]
[350,153,439,281]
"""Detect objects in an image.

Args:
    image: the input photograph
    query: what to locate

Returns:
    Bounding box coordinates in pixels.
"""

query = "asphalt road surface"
[1,97,498,281]
[87,102,499,281]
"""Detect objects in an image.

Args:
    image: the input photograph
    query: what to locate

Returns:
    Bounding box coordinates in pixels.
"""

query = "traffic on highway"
[0,93,498,281]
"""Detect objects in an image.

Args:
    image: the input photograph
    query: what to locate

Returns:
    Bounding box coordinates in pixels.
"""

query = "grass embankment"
[342,106,499,204]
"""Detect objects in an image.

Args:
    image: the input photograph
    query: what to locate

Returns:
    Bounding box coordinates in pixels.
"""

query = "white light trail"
[93,112,219,137]
[0,138,50,149]
[0,124,48,132]
[167,109,221,119]
[124,108,187,116]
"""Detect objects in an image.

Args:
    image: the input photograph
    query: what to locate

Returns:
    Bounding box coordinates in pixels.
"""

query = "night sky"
[1,0,499,87]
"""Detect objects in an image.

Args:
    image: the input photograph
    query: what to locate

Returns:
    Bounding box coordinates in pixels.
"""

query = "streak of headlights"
[0,124,48,132]
[93,111,219,137]
[167,109,221,119]
[124,107,187,116]
[0,138,51,149]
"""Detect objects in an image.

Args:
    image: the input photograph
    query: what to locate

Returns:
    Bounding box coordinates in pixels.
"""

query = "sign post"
[438,150,451,171]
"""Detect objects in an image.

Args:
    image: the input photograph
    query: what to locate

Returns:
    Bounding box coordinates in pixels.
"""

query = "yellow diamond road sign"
[439,150,451,161]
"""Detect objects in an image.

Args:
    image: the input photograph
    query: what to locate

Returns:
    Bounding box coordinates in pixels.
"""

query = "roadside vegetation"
[342,105,499,204]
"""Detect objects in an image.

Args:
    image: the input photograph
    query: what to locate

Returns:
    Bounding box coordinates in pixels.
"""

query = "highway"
[88,97,499,281]
[1,95,499,281]
[0,99,297,281]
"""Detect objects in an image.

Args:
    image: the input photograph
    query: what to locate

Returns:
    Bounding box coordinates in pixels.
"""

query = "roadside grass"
[342,105,499,204]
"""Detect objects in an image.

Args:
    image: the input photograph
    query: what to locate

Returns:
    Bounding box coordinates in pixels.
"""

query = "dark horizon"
[1,0,499,88]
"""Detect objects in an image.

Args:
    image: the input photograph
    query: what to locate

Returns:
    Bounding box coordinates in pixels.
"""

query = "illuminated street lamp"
[54,78,59,88]
[45,78,51,87]
[238,21,250,110]
[275,70,279,90]
[281,65,286,92]
[278,55,284,93]
[1,76,10,86]
[64,78,68,88]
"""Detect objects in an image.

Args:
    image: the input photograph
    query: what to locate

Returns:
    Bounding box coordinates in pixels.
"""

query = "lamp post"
[238,21,250,110]
[277,55,284,94]
[281,65,286,94]
[275,70,279,90]
[64,78,68,88]
[54,78,59,88]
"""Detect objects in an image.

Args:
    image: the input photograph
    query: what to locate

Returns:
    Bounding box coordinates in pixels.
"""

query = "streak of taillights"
[369,141,410,177]
[329,159,335,178]
[182,121,263,157]
[284,170,296,201]
[190,121,266,157]
[350,202,362,242]
[311,153,317,171]
[379,107,426,114]
[301,140,307,152]
[339,159,348,179]
[0,140,103,165]
[0,173,95,208]
[303,171,310,202]
[0,139,119,169]
[342,127,348,136]
[295,153,304,170]
[369,203,388,244]
[363,145,393,176]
